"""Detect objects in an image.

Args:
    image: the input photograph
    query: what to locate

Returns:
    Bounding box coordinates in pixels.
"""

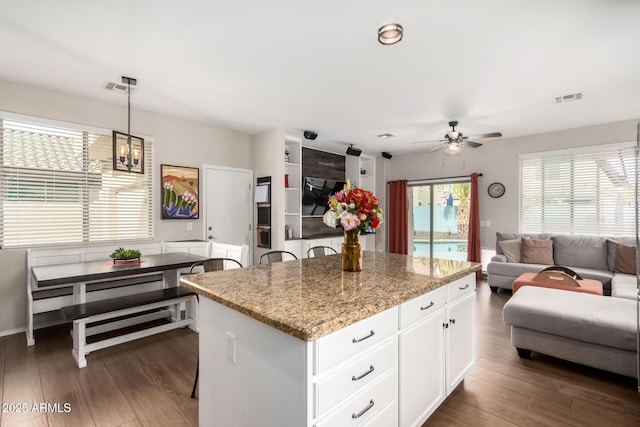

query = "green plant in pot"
[110,247,142,261]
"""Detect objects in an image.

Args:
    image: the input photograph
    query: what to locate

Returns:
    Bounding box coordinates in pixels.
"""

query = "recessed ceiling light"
[378,23,403,45]
[377,133,395,138]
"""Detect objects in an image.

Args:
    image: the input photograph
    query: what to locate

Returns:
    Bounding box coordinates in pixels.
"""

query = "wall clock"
[488,182,505,198]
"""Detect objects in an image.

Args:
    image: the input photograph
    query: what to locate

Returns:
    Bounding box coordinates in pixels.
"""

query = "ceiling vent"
[103,81,136,94]
[554,92,582,104]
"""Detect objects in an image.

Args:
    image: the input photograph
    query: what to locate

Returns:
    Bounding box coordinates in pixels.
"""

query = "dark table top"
[32,252,209,288]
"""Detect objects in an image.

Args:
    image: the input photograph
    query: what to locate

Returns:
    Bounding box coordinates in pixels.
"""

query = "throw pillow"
[498,239,521,263]
[520,238,554,265]
[615,244,637,275]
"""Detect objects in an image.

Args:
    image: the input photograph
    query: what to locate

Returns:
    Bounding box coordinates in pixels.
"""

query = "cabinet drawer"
[361,399,397,427]
[314,370,397,427]
[314,336,396,418]
[314,307,398,374]
[398,285,446,329]
[446,274,475,303]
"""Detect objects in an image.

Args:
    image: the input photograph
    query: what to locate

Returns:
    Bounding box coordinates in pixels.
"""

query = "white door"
[204,165,253,263]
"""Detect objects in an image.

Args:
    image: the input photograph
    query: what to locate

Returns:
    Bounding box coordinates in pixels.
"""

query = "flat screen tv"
[302,177,346,216]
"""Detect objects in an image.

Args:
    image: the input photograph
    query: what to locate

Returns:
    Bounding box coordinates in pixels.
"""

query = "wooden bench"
[61,287,196,368]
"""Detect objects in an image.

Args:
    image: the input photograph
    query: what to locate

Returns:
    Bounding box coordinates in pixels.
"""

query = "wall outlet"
[226,331,236,363]
[187,222,192,231]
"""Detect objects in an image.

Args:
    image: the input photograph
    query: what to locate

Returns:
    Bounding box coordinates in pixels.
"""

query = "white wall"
[250,128,286,264]
[0,79,252,333]
[387,119,638,251]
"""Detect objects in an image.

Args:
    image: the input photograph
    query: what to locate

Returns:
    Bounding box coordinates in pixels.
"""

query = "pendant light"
[113,76,144,174]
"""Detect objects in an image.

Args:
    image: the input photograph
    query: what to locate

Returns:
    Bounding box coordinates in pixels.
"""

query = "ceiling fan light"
[447,131,459,140]
[378,23,403,45]
[443,142,464,155]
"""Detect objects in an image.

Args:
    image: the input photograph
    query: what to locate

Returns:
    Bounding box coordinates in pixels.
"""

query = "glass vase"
[342,229,362,271]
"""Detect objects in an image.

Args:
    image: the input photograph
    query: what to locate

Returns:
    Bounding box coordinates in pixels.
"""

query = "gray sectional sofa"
[494,232,638,378]
[503,286,638,378]
[487,232,636,297]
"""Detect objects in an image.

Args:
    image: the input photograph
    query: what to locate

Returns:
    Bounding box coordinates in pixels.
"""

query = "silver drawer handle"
[352,399,374,419]
[459,284,469,290]
[352,330,375,343]
[352,365,375,381]
[420,301,434,310]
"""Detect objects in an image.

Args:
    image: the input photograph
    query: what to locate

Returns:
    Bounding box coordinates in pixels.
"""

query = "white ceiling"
[1,0,639,156]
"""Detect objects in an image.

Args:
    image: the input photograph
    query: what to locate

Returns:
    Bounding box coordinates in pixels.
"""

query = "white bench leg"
[72,320,87,368]
[188,295,199,332]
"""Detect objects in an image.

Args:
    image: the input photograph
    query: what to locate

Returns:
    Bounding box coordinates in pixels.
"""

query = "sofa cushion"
[495,232,551,254]
[552,235,608,271]
[498,239,521,262]
[607,237,636,271]
[615,244,637,275]
[503,286,637,351]
[487,261,549,277]
[612,273,637,300]
[521,238,554,265]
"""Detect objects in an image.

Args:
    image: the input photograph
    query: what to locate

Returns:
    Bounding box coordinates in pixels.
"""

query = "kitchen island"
[180,251,481,427]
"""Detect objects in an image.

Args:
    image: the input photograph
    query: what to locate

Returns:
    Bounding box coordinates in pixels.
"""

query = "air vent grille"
[102,81,136,94]
[554,92,582,103]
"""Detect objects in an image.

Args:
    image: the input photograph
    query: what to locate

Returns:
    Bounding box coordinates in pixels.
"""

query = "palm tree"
[452,183,471,236]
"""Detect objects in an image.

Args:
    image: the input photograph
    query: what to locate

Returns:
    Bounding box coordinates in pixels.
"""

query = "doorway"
[203,165,253,264]
[409,181,470,261]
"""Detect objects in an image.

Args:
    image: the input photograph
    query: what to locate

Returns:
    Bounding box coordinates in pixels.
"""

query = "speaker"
[303,130,318,140]
[381,152,392,159]
[346,146,362,157]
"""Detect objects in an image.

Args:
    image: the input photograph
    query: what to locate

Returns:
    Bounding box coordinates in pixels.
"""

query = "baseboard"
[0,327,26,338]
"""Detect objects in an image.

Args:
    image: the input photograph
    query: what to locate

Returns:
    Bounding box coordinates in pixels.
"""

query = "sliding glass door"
[410,181,470,261]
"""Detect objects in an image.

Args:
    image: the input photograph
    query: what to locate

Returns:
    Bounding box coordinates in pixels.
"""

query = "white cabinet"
[304,234,375,258]
[398,308,445,427]
[285,135,302,240]
[398,275,475,427]
[284,239,303,260]
[198,274,474,427]
[313,307,398,427]
[445,291,475,394]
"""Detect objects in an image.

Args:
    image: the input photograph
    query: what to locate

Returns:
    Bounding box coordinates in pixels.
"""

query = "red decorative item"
[285,174,289,188]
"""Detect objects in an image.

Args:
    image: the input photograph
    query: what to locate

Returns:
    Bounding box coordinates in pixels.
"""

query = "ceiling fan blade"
[464,140,483,148]
[428,143,445,152]
[410,138,446,145]
[467,132,502,139]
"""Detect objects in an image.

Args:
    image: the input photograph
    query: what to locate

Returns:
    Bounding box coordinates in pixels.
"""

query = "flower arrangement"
[322,180,383,232]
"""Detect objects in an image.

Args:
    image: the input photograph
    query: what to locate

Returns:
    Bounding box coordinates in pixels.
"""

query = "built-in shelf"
[284,135,302,241]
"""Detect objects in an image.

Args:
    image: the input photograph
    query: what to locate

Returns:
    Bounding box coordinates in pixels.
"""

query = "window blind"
[519,143,636,236]
[0,116,153,248]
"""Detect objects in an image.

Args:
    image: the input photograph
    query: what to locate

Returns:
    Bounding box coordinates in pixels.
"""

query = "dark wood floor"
[0,282,638,426]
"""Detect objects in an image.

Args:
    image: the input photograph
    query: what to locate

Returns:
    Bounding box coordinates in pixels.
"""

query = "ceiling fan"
[410,121,502,154]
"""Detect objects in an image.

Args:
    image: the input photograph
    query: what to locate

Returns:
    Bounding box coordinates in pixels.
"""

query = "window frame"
[0,111,155,249]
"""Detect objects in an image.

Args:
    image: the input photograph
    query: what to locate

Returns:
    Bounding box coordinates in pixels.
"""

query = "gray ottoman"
[503,286,637,378]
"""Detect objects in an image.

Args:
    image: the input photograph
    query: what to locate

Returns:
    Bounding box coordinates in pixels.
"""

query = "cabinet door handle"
[352,399,374,419]
[420,301,435,310]
[352,365,375,381]
[352,330,375,343]
[443,323,449,329]
[459,284,469,290]
[450,318,456,324]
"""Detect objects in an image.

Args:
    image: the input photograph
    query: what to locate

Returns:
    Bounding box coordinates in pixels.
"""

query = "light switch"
[485,220,491,227]
[187,222,192,231]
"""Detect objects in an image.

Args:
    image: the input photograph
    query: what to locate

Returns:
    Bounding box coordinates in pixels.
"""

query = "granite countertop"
[180,251,481,342]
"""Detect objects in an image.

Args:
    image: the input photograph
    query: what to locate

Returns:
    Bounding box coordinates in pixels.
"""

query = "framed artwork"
[161,164,199,219]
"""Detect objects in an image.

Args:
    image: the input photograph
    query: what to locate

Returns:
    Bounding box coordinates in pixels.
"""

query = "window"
[519,142,635,235]
[0,114,153,248]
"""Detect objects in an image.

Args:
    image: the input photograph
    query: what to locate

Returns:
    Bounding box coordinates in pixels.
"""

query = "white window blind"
[0,115,153,248]
[519,143,636,236]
